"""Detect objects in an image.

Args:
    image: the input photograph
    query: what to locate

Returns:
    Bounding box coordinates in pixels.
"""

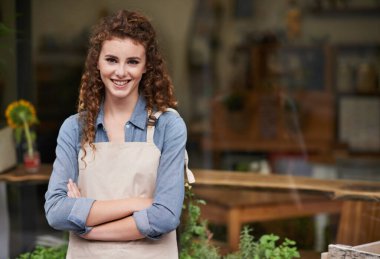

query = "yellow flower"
[4,100,39,156]
[5,99,38,129]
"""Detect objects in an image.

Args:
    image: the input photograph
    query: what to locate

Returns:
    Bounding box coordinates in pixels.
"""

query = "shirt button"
[126,124,130,128]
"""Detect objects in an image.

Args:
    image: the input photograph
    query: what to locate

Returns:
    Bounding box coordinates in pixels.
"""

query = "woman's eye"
[106,58,117,63]
[128,59,139,65]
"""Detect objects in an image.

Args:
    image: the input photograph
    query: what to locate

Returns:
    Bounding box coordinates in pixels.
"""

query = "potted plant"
[225,227,300,259]
[5,99,40,172]
[179,185,300,259]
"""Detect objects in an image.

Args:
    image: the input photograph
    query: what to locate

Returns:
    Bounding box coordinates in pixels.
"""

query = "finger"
[67,180,77,198]
[69,179,76,187]
[69,180,81,198]
[67,183,74,198]
[67,182,72,193]
[72,182,81,198]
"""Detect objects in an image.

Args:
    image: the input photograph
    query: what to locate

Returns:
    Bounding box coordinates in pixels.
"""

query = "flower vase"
[23,151,40,173]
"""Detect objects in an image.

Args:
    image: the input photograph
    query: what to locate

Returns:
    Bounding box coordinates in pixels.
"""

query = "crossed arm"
[46,114,186,241]
[67,179,152,241]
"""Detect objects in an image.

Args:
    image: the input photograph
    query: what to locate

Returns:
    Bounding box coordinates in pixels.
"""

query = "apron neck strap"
[146,108,196,184]
[147,111,163,143]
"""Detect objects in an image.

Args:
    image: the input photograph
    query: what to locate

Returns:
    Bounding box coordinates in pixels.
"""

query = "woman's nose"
[115,64,126,77]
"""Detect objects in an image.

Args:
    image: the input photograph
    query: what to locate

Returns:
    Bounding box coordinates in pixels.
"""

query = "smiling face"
[97,37,146,104]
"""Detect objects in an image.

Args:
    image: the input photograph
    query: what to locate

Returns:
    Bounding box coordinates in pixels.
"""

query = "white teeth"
[112,80,129,86]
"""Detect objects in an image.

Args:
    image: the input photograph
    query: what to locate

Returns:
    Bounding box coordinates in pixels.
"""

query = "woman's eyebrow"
[127,56,142,60]
[103,54,143,60]
[104,54,118,59]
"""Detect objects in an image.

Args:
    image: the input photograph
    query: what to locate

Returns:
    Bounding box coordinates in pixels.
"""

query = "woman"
[45,10,191,258]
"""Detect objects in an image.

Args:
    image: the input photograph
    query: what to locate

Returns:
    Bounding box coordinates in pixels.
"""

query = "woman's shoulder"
[61,113,80,127]
[59,113,81,137]
[157,109,187,134]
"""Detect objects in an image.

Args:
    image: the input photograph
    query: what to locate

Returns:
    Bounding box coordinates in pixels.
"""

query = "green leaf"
[14,127,22,144]
[197,199,206,205]
[16,244,67,259]
[30,131,37,142]
[0,23,13,37]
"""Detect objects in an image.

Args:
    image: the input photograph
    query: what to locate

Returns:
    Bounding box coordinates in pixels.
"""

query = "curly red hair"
[78,10,177,152]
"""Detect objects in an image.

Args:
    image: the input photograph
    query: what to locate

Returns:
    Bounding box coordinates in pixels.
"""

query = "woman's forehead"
[100,37,146,57]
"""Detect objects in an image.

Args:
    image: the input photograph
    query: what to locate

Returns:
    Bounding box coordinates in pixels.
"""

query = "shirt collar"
[129,95,148,130]
[96,95,148,130]
[96,103,105,128]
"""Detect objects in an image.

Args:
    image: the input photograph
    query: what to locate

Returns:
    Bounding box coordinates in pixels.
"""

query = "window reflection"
[0,0,380,258]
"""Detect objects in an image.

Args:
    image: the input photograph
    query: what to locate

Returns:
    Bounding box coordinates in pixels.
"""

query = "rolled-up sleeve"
[44,115,95,235]
[133,115,186,239]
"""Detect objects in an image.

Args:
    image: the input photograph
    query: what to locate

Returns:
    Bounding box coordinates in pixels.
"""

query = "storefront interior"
[1,0,380,258]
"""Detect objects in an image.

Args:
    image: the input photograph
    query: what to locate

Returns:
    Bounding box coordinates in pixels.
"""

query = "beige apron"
[66,111,182,259]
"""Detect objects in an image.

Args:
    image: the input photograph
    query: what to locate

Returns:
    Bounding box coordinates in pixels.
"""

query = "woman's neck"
[104,94,139,124]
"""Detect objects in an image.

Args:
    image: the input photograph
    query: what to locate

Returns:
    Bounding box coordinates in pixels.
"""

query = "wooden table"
[0,164,52,183]
[0,164,53,257]
[192,170,380,250]
[193,185,342,251]
[193,169,380,200]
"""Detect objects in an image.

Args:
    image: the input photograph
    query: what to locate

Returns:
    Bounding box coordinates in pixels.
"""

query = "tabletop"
[192,169,380,200]
[0,164,52,183]
[2,166,380,201]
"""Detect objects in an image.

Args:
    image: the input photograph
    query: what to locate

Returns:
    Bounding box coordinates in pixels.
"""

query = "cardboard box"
[0,127,17,173]
[322,241,380,258]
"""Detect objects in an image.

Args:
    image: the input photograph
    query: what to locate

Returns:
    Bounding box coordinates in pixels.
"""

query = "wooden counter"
[0,164,52,183]
[4,166,378,199]
[193,169,380,200]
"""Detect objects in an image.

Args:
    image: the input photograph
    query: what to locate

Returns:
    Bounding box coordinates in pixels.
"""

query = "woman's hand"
[80,231,91,240]
[67,178,82,198]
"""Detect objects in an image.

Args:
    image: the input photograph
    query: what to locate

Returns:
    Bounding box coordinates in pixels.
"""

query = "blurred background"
[1,0,380,258]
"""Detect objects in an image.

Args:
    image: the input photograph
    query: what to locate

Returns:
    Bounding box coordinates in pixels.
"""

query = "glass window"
[1,0,380,258]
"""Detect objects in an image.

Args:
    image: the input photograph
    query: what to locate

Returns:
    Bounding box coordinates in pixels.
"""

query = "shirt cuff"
[68,197,95,235]
[133,210,162,240]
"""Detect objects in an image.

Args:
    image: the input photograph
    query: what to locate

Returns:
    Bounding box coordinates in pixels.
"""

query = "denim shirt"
[44,95,186,239]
